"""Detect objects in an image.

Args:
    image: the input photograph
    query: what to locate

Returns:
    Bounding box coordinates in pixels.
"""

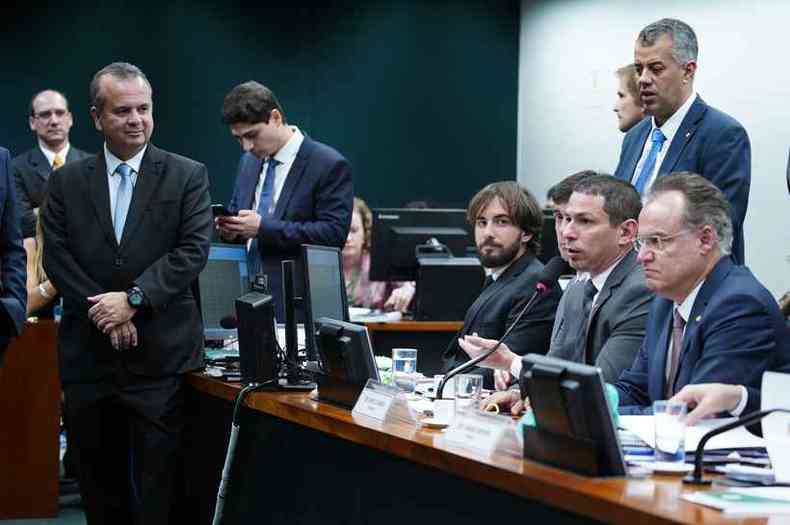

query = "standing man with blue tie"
[217,81,353,320]
[614,18,750,264]
[41,62,213,524]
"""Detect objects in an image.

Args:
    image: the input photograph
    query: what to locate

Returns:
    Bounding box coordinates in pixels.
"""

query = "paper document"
[619,415,765,451]
[762,371,790,483]
[683,487,790,515]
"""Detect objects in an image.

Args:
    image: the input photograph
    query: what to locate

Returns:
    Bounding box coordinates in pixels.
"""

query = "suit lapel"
[240,154,262,209]
[585,251,636,350]
[30,148,51,181]
[87,154,118,247]
[119,145,163,247]
[462,255,531,333]
[658,95,706,177]
[623,123,651,180]
[273,138,312,219]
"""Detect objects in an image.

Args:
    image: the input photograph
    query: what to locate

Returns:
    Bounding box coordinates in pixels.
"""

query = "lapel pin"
[694,314,701,322]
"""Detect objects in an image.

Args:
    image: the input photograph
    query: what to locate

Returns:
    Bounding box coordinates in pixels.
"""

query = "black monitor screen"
[199,244,248,340]
[302,245,349,359]
[369,208,475,282]
[538,209,560,265]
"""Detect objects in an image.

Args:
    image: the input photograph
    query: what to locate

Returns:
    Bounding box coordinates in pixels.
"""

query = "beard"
[477,239,522,268]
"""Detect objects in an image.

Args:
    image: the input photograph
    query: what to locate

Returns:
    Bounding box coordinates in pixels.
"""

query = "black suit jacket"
[41,144,213,384]
[11,146,89,238]
[228,135,353,319]
[441,253,561,388]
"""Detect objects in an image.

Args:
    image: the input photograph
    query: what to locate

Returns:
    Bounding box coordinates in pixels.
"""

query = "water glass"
[392,348,418,392]
[454,374,483,413]
[653,400,687,463]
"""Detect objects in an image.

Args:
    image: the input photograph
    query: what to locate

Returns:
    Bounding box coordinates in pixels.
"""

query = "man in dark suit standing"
[441,181,561,389]
[0,147,27,368]
[613,19,750,264]
[460,176,653,407]
[12,90,88,239]
[41,63,212,524]
[615,173,788,414]
[217,81,353,320]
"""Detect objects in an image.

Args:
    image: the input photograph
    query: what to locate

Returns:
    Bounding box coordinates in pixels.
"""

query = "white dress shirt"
[104,144,146,228]
[39,141,70,168]
[251,126,304,215]
[631,91,697,192]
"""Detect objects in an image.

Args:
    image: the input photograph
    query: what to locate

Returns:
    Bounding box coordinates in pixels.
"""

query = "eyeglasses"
[633,229,692,253]
[32,109,68,121]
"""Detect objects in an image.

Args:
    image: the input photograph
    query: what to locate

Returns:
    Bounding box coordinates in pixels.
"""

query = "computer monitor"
[369,208,475,282]
[198,243,249,340]
[520,354,626,477]
[314,317,380,407]
[302,245,349,360]
[538,209,560,265]
[235,292,278,384]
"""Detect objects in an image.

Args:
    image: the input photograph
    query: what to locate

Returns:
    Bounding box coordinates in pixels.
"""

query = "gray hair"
[647,172,733,255]
[89,62,152,113]
[637,18,698,66]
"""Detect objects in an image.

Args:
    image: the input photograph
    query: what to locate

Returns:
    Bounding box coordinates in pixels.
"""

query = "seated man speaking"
[440,181,561,389]
[459,174,652,407]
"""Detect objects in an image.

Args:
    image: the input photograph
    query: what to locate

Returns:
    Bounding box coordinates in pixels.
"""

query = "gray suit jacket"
[546,250,653,383]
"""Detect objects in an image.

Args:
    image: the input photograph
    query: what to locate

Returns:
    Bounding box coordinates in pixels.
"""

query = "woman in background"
[24,219,58,317]
[343,197,414,312]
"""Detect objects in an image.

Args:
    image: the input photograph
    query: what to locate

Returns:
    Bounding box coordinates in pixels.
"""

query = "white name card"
[443,410,520,457]
[352,379,416,424]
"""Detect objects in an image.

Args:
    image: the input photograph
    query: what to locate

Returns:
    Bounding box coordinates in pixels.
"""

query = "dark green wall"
[0,1,518,208]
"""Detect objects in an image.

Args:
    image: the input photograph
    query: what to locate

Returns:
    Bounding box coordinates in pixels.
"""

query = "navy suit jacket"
[228,135,353,319]
[616,257,790,414]
[11,146,89,238]
[614,95,750,264]
[0,147,28,365]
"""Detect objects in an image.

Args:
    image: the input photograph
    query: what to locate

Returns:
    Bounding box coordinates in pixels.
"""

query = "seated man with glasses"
[614,172,789,414]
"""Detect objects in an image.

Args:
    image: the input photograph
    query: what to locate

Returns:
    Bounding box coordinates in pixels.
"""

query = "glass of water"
[455,374,483,413]
[392,348,418,392]
[653,400,687,463]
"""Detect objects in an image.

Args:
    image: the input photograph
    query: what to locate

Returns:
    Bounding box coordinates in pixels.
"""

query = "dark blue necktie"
[248,158,279,279]
[633,128,667,194]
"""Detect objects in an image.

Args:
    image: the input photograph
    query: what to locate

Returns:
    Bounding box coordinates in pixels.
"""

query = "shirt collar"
[589,251,629,293]
[271,126,303,164]
[38,141,70,167]
[104,143,147,175]
[651,91,697,143]
[675,279,705,323]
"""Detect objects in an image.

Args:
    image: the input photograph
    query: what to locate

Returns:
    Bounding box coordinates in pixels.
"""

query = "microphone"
[684,407,790,485]
[436,256,570,399]
[219,315,238,329]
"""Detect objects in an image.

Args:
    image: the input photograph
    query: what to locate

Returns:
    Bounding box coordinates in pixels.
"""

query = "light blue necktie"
[113,163,133,243]
[633,128,667,195]
[248,158,279,279]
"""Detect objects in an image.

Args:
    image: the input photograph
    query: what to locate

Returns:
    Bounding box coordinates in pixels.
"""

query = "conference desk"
[182,373,781,525]
[364,320,462,376]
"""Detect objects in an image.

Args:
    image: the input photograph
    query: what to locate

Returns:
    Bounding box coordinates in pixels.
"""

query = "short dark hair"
[29,89,69,117]
[467,181,543,255]
[647,172,733,255]
[637,18,698,65]
[572,174,642,227]
[222,81,286,125]
[90,62,152,114]
[547,170,597,206]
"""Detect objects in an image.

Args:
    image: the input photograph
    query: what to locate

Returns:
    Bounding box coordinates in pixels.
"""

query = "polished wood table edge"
[363,321,463,332]
[187,373,771,525]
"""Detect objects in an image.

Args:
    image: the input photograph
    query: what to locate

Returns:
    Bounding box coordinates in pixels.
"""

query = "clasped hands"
[87,292,137,351]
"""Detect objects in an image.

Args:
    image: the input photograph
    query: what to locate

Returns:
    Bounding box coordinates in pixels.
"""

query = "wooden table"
[183,373,781,525]
[364,320,463,376]
[0,320,60,519]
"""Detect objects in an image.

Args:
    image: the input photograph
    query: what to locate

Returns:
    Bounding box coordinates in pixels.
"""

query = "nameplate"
[443,410,522,458]
[352,379,417,424]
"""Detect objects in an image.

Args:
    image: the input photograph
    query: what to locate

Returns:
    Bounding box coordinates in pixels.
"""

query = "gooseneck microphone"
[436,256,570,400]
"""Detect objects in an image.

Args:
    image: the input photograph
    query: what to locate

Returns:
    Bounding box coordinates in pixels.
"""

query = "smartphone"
[212,204,233,217]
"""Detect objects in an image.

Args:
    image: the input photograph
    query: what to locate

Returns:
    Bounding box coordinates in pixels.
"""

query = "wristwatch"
[126,286,145,308]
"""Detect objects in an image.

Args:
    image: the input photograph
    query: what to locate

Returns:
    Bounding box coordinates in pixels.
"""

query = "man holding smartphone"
[216,81,353,319]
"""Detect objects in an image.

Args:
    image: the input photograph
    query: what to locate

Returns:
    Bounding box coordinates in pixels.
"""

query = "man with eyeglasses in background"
[614,172,789,414]
[12,90,88,239]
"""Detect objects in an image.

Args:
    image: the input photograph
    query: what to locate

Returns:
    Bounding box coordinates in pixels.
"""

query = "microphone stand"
[436,284,548,399]
[684,408,790,485]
